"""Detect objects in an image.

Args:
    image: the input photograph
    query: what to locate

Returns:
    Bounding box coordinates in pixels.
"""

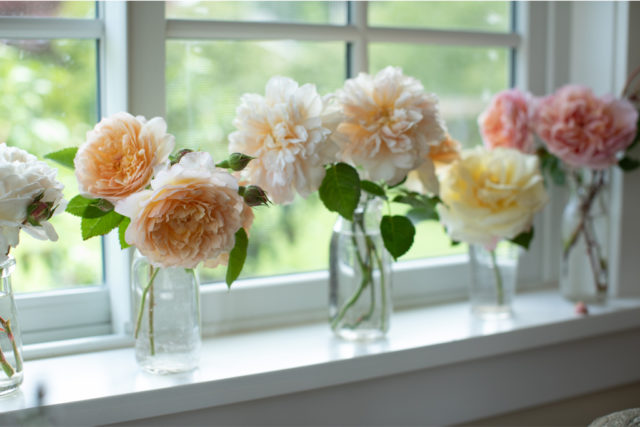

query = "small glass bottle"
[0,256,23,394]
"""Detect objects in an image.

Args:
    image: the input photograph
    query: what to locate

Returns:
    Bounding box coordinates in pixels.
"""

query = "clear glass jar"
[468,242,519,319]
[329,197,392,340]
[560,169,609,303]
[0,256,23,395]
[131,252,201,374]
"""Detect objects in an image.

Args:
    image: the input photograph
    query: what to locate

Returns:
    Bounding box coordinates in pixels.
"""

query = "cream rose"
[0,143,66,258]
[75,112,174,203]
[331,66,447,185]
[115,151,253,269]
[229,76,335,205]
[437,147,548,248]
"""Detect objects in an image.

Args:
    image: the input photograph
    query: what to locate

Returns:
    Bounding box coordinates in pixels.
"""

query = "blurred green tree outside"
[1,1,510,290]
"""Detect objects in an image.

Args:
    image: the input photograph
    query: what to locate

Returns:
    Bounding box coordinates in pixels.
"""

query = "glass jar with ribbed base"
[132,252,201,374]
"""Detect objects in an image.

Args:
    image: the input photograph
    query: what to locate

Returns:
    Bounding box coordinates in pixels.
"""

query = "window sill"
[1,289,640,425]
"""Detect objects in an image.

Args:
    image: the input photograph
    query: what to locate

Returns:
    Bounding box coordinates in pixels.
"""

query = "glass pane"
[371,43,511,259]
[0,1,95,18]
[369,1,511,33]
[0,39,101,292]
[166,40,345,281]
[166,1,347,25]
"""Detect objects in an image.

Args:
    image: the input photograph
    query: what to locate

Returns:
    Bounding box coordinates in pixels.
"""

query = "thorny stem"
[563,170,608,294]
[0,316,21,374]
[0,344,14,378]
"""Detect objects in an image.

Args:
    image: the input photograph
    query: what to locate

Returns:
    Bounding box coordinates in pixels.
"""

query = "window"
[2,1,555,344]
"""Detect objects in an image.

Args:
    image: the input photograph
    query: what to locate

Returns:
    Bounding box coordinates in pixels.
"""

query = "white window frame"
[0,1,583,348]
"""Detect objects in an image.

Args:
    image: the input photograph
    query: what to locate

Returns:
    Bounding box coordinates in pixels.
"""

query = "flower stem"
[148,267,155,356]
[134,267,159,348]
[0,317,21,374]
[331,205,377,330]
[490,250,504,306]
[0,345,14,378]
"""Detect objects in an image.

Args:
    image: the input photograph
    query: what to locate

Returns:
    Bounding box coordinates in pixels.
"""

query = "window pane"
[0,39,102,292]
[369,1,511,33]
[371,43,511,259]
[166,1,347,25]
[166,40,345,282]
[0,1,95,18]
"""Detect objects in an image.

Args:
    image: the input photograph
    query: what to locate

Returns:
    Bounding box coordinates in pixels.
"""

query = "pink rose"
[534,85,638,169]
[478,89,536,154]
[115,152,253,269]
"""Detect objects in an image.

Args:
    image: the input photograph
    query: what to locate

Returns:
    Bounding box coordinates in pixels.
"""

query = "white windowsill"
[1,289,640,426]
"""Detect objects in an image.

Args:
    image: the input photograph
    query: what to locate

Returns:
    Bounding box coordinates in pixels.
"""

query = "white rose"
[437,146,548,248]
[0,143,66,259]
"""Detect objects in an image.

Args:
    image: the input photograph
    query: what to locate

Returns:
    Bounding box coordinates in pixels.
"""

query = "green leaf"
[119,217,131,249]
[380,215,416,260]
[406,207,439,223]
[510,227,535,250]
[45,147,78,169]
[388,175,407,189]
[319,163,361,221]
[360,180,387,199]
[81,210,125,240]
[226,228,248,288]
[66,195,114,218]
[539,150,566,186]
[618,156,640,172]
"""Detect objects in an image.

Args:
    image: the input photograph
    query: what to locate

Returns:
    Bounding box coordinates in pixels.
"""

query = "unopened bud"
[170,149,193,165]
[26,200,53,226]
[243,185,270,207]
[227,153,254,171]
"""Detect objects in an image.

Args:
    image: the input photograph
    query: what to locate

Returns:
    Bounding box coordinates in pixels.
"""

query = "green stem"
[148,269,155,356]
[490,250,504,306]
[134,267,159,342]
[0,318,21,373]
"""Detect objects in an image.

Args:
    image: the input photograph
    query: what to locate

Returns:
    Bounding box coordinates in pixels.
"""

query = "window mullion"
[349,1,368,75]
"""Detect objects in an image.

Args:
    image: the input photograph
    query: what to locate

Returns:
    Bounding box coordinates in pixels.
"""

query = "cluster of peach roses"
[72,112,260,271]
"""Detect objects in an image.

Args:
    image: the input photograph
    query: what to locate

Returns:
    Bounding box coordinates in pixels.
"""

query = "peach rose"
[331,66,447,185]
[115,152,253,269]
[406,134,461,196]
[479,89,535,154]
[534,85,638,169]
[75,112,174,203]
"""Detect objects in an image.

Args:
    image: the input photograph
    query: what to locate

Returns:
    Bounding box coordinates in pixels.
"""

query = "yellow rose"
[115,152,253,269]
[437,147,548,247]
[75,112,174,203]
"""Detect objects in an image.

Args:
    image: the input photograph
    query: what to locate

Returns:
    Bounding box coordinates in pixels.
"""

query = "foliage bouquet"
[438,146,548,317]
[0,143,66,391]
[229,67,448,339]
[47,112,266,372]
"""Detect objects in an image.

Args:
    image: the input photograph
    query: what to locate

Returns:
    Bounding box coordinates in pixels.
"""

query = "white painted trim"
[0,17,103,39]
[167,20,358,41]
[365,27,521,47]
[349,1,368,75]
[166,19,519,48]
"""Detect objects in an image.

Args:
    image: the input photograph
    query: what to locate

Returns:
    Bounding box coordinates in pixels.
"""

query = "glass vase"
[468,242,519,319]
[560,169,609,303]
[131,252,201,374]
[0,256,23,395]
[329,197,392,341]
